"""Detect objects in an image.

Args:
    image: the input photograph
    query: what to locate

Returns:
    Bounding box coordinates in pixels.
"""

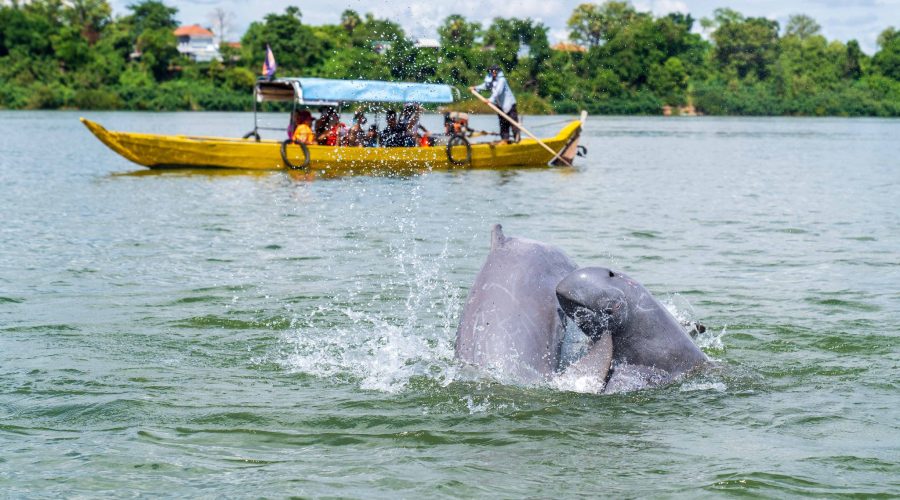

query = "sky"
[110,0,900,54]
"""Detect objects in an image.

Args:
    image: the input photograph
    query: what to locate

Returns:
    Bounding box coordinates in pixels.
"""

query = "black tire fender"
[446,134,472,167]
[280,139,310,170]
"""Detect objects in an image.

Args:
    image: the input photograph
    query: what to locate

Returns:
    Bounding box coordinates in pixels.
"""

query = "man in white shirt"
[470,64,519,144]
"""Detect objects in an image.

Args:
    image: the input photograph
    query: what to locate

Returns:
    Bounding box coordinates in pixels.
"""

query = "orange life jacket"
[292,123,315,145]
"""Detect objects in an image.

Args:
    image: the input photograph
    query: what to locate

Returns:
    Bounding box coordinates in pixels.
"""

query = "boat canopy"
[255,77,456,105]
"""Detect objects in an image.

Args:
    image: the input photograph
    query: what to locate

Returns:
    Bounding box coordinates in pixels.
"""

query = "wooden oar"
[468,87,572,167]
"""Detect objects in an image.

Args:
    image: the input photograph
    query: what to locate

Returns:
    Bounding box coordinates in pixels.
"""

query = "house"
[173,24,221,62]
[551,42,587,53]
[413,38,440,49]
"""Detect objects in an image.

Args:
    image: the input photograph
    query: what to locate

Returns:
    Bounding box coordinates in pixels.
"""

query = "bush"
[72,88,123,110]
[693,80,783,115]
[0,81,28,108]
[25,82,72,109]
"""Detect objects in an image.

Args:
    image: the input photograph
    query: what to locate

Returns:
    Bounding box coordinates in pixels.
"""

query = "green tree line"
[1,0,899,115]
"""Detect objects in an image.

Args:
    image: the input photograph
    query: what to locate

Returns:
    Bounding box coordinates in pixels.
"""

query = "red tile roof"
[552,42,587,53]
[174,24,214,37]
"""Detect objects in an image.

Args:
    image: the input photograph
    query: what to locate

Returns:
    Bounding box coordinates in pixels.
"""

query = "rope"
[528,118,577,128]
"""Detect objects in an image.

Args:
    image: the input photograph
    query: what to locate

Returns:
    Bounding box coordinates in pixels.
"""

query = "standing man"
[470,64,518,145]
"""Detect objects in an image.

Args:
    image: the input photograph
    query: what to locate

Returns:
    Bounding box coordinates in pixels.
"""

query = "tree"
[568,3,603,47]
[64,0,112,44]
[340,9,361,36]
[520,20,551,90]
[356,13,404,45]
[710,10,780,80]
[0,4,56,57]
[136,26,177,80]
[52,24,91,67]
[649,56,688,104]
[484,18,521,71]
[438,14,480,48]
[873,27,900,80]
[123,0,178,81]
[784,14,820,40]
[207,7,234,46]
[241,7,323,74]
[126,0,177,33]
[844,39,863,80]
[437,15,481,85]
[567,1,638,48]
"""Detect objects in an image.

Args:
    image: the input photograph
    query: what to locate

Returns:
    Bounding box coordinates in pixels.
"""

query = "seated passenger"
[346,110,367,147]
[363,125,379,147]
[290,110,316,145]
[316,107,347,147]
[314,106,337,142]
[381,110,406,147]
[400,103,422,147]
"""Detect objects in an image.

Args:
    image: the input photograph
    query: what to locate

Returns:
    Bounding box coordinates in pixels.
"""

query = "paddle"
[468,87,573,167]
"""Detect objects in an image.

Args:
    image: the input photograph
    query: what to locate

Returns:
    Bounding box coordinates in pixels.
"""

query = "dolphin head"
[556,267,633,340]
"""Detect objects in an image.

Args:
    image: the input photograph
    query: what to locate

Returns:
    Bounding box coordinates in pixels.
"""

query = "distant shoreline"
[3,91,898,118]
[3,2,899,118]
[4,108,898,120]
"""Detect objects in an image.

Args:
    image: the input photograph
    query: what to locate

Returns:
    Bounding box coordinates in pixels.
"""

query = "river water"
[1,111,898,497]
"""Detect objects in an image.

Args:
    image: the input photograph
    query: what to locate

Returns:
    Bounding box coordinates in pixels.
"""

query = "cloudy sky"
[110,0,899,54]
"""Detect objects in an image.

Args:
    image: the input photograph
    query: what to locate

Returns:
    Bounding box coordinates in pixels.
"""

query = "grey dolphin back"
[455,224,578,383]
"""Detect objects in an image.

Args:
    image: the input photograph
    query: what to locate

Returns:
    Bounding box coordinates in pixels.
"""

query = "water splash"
[552,370,606,394]
[664,294,726,352]
[680,381,728,392]
[277,182,461,393]
[695,325,727,353]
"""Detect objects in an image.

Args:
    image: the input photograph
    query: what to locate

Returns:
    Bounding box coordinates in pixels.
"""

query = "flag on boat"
[262,44,276,79]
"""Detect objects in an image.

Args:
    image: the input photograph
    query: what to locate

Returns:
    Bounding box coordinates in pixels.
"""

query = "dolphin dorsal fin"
[491,224,506,251]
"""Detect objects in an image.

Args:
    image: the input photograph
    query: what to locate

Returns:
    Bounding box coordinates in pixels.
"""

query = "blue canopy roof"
[256,78,456,104]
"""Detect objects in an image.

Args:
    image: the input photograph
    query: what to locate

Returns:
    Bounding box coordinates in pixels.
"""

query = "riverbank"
[5,84,900,117]
[3,2,900,118]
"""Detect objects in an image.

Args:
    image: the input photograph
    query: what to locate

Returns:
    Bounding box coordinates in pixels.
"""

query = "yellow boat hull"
[80,117,583,176]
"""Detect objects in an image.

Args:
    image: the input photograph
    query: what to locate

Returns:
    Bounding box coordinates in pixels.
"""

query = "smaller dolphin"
[556,267,709,391]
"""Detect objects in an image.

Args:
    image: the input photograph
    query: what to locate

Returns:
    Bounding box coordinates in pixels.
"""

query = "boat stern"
[550,111,587,166]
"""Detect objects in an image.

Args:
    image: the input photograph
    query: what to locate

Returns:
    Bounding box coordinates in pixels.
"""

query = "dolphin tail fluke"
[491,224,506,250]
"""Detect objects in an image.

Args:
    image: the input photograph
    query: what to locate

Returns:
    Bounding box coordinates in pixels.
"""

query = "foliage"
[567,2,639,48]
[241,7,322,74]
[0,0,898,116]
[873,27,900,79]
[784,14,820,40]
[708,8,781,80]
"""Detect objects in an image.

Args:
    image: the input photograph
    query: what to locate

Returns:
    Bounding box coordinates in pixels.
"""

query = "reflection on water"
[112,167,278,178]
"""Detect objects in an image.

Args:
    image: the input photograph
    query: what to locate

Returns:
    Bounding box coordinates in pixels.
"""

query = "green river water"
[1,111,898,497]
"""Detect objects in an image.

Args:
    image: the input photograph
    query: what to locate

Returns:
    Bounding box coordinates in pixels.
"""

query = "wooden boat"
[81,78,586,176]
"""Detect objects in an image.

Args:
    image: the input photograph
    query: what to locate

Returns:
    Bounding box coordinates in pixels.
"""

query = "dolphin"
[455,225,708,392]
[455,224,577,384]
[556,267,709,391]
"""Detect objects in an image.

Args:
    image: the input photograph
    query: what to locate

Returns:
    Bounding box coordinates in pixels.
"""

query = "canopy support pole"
[252,86,258,134]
